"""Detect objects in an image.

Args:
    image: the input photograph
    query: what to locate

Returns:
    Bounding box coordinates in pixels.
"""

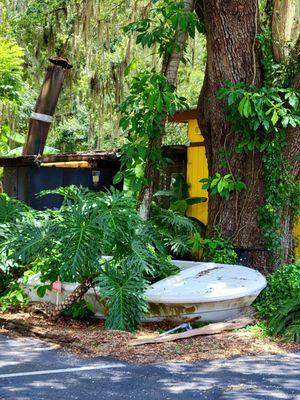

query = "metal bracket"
[30,112,53,123]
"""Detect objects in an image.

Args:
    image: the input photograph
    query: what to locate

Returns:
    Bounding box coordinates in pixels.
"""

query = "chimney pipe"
[22,57,72,156]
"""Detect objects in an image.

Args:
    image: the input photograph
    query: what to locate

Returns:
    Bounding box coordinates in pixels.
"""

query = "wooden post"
[23,57,72,156]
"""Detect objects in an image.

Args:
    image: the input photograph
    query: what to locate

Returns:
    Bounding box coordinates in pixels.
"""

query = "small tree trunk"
[48,278,93,321]
[137,0,195,220]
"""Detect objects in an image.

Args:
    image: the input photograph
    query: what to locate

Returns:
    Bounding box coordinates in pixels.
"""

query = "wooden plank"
[41,161,92,168]
[129,317,253,346]
[168,108,198,123]
[0,146,186,167]
[0,152,118,167]
[189,142,205,147]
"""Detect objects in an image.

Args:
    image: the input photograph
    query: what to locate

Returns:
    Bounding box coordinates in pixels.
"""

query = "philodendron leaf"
[153,190,174,197]
[170,200,188,215]
[185,197,207,205]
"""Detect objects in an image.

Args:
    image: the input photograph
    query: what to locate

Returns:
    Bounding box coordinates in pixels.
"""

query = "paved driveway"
[0,334,299,399]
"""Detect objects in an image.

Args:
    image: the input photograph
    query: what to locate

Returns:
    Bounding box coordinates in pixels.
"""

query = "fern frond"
[270,296,300,342]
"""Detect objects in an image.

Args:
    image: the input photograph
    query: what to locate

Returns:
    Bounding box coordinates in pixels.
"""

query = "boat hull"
[23,261,266,322]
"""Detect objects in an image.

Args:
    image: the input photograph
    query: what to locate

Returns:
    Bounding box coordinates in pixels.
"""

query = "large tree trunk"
[197,0,299,272]
[273,0,300,261]
[197,0,270,271]
[137,0,195,220]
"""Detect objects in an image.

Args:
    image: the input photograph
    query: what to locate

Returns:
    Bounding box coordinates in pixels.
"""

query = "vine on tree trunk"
[217,81,300,264]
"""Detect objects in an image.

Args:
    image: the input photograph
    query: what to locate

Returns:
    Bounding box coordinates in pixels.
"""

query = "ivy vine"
[217,82,300,261]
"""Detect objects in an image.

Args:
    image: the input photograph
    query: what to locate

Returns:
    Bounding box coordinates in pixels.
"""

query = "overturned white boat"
[24,261,266,322]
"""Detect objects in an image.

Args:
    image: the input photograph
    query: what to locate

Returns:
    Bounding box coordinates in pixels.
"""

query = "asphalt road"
[0,334,299,400]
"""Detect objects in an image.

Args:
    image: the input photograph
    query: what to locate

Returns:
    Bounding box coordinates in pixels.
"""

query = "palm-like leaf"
[270,297,300,342]
[0,194,30,224]
[55,202,104,281]
[3,213,53,264]
[150,205,200,256]
[98,263,149,332]
[2,187,177,331]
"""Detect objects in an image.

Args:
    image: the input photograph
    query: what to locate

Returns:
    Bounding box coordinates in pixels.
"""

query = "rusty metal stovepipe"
[22,57,72,156]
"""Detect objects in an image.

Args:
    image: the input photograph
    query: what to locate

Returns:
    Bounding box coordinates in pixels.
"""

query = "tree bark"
[197,0,299,271]
[137,0,195,220]
[272,0,300,61]
[273,0,300,261]
[197,0,271,271]
[48,278,93,321]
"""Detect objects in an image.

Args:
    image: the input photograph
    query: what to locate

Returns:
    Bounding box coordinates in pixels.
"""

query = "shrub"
[269,296,300,343]
[62,299,94,320]
[1,187,178,331]
[150,204,201,258]
[188,229,238,264]
[0,282,28,312]
[255,263,300,319]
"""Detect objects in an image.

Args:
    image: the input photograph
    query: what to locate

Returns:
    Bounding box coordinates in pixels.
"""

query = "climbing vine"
[212,0,300,264]
[114,71,188,194]
[217,82,300,261]
[116,0,201,199]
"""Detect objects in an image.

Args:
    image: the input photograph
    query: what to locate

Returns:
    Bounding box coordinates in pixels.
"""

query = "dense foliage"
[0,0,206,151]
[269,296,300,343]
[115,71,188,193]
[255,263,300,319]
[217,83,300,263]
[0,188,205,331]
[188,229,238,265]
[0,36,24,104]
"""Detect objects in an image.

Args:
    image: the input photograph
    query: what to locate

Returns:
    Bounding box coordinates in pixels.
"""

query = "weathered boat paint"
[23,261,267,322]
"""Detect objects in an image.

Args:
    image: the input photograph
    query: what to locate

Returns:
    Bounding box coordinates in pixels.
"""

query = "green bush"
[1,187,179,331]
[269,296,300,343]
[0,282,28,312]
[188,229,238,264]
[62,300,94,320]
[255,263,300,319]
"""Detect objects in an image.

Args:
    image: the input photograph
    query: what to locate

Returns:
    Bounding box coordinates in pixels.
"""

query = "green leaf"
[243,99,251,118]
[147,93,157,110]
[113,171,123,184]
[288,93,299,110]
[238,97,246,116]
[262,119,270,131]
[217,180,224,193]
[271,110,279,126]
[156,95,163,112]
[185,197,207,205]
[210,178,219,188]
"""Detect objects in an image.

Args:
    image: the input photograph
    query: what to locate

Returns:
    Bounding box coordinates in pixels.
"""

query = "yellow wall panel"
[188,119,203,142]
[186,119,208,224]
[293,218,300,260]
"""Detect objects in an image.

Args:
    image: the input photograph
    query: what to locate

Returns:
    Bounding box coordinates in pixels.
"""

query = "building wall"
[186,119,208,225]
[186,119,299,259]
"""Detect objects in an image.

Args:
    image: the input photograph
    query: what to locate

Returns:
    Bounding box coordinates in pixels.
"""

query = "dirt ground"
[0,305,298,364]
